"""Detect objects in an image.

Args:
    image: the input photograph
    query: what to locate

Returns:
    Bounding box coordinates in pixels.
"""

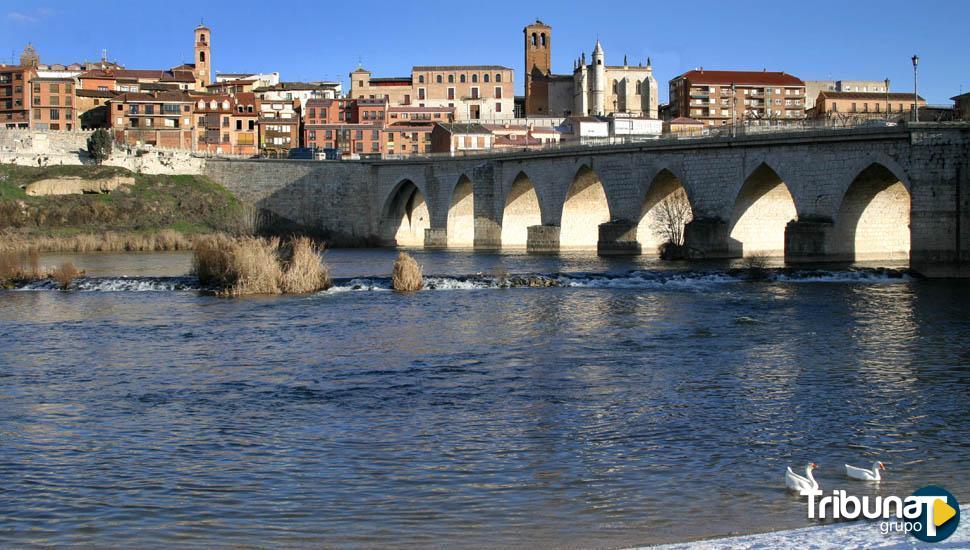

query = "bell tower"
[524,20,552,116]
[194,23,211,90]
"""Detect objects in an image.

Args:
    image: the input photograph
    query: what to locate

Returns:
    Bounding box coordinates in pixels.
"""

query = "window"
[248,120,255,130]
[129,105,139,114]
[496,102,502,113]
[612,80,618,93]
[851,102,857,112]
[49,83,59,93]
[200,51,206,63]
[472,74,478,83]
[531,32,537,46]
[404,94,410,105]
[145,105,154,115]
[372,130,379,140]
[236,120,242,130]
[636,80,642,95]
[460,74,466,83]
[223,116,229,127]
[541,33,546,46]
[448,87,455,100]
[448,74,454,84]
[495,86,502,99]
[436,75,442,84]
[471,87,479,99]
[33,109,40,120]
[483,74,489,83]
[495,73,502,83]
[355,130,363,140]
[418,88,425,100]
[419,75,425,84]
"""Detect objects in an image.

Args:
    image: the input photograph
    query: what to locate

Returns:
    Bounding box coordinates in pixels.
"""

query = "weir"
[204,123,970,277]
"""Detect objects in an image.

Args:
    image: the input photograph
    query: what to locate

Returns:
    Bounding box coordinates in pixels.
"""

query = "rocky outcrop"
[25,176,135,196]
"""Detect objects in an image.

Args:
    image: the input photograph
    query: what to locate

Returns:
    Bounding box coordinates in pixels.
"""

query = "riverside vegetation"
[0,248,82,290]
[192,235,332,296]
[0,164,248,252]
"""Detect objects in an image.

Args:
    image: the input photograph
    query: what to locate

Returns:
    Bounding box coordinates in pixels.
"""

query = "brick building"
[79,69,196,93]
[0,65,34,128]
[349,65,514,120]
[808,91,926,121]
[193,92,259,156]
[668,69,806,126]
[30,70,78,131]
[75,89,117,129]
[257,96,300,158]
[430,122,494,154]
[108,91,196,149]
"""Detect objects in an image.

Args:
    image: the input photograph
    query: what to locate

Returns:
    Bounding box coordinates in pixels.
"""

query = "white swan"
[785,462,819,493]
[845,461,885,481]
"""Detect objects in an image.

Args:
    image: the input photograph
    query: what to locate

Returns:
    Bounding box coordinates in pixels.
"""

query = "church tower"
[524,20,552,116]
[591,40,606,115]
[194,24,211,90]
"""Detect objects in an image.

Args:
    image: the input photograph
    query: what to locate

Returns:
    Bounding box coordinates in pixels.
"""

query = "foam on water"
[4,268,913,293]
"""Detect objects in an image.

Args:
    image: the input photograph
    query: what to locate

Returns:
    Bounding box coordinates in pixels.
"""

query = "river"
[1,249,968,547]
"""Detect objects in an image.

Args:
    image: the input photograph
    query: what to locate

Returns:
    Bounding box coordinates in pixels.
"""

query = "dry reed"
[51,262,81,290]
[392,251,423,292]
[192,235,331,296]
[0,230,194,253]
[280,237,332,293]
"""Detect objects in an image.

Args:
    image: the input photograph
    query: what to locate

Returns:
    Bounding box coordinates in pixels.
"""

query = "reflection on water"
[1,250,968,548]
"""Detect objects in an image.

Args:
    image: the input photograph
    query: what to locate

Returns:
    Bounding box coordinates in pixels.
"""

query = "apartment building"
[804,79,889,110]
[349,65,514,120]
[809,91,925,120]
[383,124,433,156]
[430,123,494,153]
[193,92,259,156]
[108,91,196,149]
[30,70,79,131]
[257,96,300,157]
[0,65,34,128]
[668,70,806,126]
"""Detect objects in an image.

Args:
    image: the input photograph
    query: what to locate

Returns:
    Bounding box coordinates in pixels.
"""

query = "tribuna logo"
[802,485,960,543]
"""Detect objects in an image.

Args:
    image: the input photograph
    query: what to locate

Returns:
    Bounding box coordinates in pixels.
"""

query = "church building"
[523,20,658,118]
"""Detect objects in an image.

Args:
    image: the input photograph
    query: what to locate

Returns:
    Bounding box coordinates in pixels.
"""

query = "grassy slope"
[0,164,247,236]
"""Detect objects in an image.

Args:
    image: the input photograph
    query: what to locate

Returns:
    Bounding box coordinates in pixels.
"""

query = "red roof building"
[668,69,806,126]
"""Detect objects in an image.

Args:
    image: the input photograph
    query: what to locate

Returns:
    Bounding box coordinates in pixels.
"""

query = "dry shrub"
[192,235,331,297]
[51,262,81,290]
[280,237,332,293]
[0,248,46,285]
[392,251,423,292]
[225,237,282,296]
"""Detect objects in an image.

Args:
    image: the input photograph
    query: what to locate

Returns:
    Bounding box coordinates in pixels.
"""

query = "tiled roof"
[80,68,195,83]
[818,91,925,101]
[677,70,804,86]
[435,122,491,134]
[669,116,704,125]
[413,65,512,71]
[76,89,119,98]
[112,91,194,103]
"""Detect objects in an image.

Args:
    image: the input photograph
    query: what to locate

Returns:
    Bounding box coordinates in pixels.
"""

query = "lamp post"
[911,55,919,122]
[885,78,890,122]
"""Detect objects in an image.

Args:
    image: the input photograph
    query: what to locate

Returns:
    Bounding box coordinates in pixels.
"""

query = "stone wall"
[0,129,206,175]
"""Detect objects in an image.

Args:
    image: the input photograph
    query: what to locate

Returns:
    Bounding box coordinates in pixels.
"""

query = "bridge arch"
[560,164,612,249]
[830,162,911,261]
[638,168,694,254]
[446,174,474,247]
[381,178,430,247]
[500,171,543,248]
[728,162,797,257]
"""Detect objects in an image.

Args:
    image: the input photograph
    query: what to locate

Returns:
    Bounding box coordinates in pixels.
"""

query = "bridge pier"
[424,228,448,249]
[784,219,835,263]
[474,219,502,250]
[597,220,641,255]
[683,218,735,259]
[527,225,560,253]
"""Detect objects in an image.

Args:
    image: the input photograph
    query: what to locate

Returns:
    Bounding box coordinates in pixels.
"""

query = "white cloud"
[6,7,56,24]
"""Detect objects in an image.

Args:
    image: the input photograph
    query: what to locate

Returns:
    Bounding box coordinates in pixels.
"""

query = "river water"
[1,249,969,547]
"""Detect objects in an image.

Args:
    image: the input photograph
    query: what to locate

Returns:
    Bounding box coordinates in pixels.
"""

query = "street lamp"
[885,78,890,122]
[911,55,919,122]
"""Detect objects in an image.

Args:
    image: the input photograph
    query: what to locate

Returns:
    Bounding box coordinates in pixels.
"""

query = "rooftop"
[435,122,491,134]
[413,65,512,72]
[677,69,804,87]
[818,91,925,101]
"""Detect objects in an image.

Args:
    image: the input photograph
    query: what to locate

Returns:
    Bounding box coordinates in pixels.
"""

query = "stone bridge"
[205,123,970,276]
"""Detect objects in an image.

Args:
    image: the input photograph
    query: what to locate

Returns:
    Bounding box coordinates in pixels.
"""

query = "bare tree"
[651,187,692,246]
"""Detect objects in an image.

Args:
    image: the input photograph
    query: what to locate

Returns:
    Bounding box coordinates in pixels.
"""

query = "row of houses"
[3,21,967,161]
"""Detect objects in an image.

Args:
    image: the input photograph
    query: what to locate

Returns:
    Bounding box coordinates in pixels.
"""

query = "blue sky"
[3,0,968,104]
